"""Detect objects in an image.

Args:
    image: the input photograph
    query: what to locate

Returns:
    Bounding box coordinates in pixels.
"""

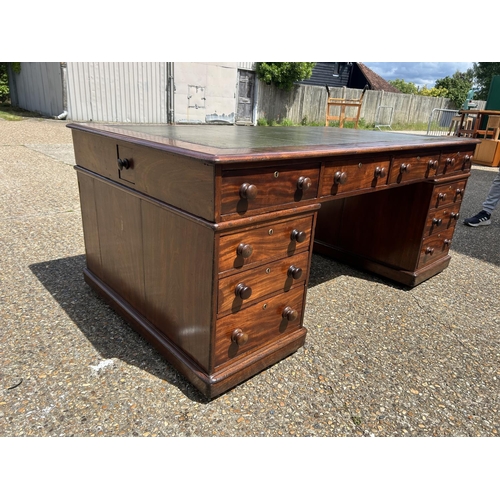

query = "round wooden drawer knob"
[425,247,435,255]
[291,229,307,243]
[237,243,253,258]
[334,171,347,185]
[456,188,464,197]
[464,155,472,167]
[117,158,131,170]
[297,176,312,191]
[231,328,249,346]
[288,265,303,280]
[451,212,460,220]
[374,166,386,178]
[428,160,438,170]
[446,158,456,167]
[438,193,447,201]
[401,163,411,173]
[235,283,252,300]
[432,218,442,226]
[282,306,298,321]
[444,239,452,246]
[239,183,258,200]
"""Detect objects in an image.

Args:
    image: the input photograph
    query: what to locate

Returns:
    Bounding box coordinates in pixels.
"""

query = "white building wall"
[66,62,168,123]
[9,62,63,117]
[8,62,256,124]
[173,62,239,124]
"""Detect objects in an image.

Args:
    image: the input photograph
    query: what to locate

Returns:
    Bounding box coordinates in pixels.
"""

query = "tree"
[435,69,474,108]
[388,78,419,94]
[390,74,468,105]
[0,63,9,103]
[473,62,500,100]
[0,63,20,103]
[256,62,316,91]
[418,85,448,98]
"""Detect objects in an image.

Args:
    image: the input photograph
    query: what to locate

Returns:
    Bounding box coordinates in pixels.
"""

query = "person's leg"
[463,168,500,226]
[482,168,500,214]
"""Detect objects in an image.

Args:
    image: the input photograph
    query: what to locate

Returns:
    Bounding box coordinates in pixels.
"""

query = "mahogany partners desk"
[68,123,479,398]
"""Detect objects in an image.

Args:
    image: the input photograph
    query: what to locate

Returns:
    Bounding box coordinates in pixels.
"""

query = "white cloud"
[365,62,474,88]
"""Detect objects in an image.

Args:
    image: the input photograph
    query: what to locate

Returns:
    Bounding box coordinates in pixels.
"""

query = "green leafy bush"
[256,63,316,91]
[0,63,9,103]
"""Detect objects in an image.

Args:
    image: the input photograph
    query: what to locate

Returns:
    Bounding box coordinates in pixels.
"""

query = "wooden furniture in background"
[68,124,478,398]
[325,85,367,128]
[457,109,500,167]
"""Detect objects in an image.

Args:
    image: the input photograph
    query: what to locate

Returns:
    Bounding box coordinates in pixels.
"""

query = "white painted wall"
[173,62,239,124]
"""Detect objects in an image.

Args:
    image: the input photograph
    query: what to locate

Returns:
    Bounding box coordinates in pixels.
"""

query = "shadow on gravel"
[29,255,207,403]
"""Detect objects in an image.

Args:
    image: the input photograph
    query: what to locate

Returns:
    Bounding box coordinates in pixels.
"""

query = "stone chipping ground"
[1,117,499,438]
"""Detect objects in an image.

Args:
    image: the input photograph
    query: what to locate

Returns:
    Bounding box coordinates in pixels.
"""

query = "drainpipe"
[167,62,175,124]
[55,62,68,120]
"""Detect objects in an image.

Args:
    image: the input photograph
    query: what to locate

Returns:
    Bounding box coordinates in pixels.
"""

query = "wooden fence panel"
[257,83,485,126]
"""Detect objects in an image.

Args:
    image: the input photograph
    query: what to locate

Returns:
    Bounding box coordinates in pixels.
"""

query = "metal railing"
[375,106,394,131]
[426,108,459,136]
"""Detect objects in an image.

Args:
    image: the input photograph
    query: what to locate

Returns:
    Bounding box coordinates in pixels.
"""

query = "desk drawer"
[218,215,313,272]
[320,157,390,196]
[389,152,440,184]
[430,179,467,209]
[218,251,309,315]
[221,165,319,215]
[424,203,461,236]
[439,149,474,175]
[214,286,304,367]
[72,131,215,221]
[418,227,455,267]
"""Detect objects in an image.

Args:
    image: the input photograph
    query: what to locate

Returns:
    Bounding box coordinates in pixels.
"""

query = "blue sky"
[364,62,474,88]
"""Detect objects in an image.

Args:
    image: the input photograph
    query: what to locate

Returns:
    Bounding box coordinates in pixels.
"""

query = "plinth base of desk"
[83,268,306,399]
[313,242,451,287]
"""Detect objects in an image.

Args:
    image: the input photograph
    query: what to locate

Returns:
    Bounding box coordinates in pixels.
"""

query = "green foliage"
[473,62,500,100]
[256,62,316,91]
[256,116,371,129]
[435,69,474,108]
[391,70,474,108]
[418,85,448,98]
[0,63,9,103]
[389,79,419,94]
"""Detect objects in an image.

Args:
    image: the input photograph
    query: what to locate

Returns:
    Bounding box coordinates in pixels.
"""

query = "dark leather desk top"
[68,123,479,163]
